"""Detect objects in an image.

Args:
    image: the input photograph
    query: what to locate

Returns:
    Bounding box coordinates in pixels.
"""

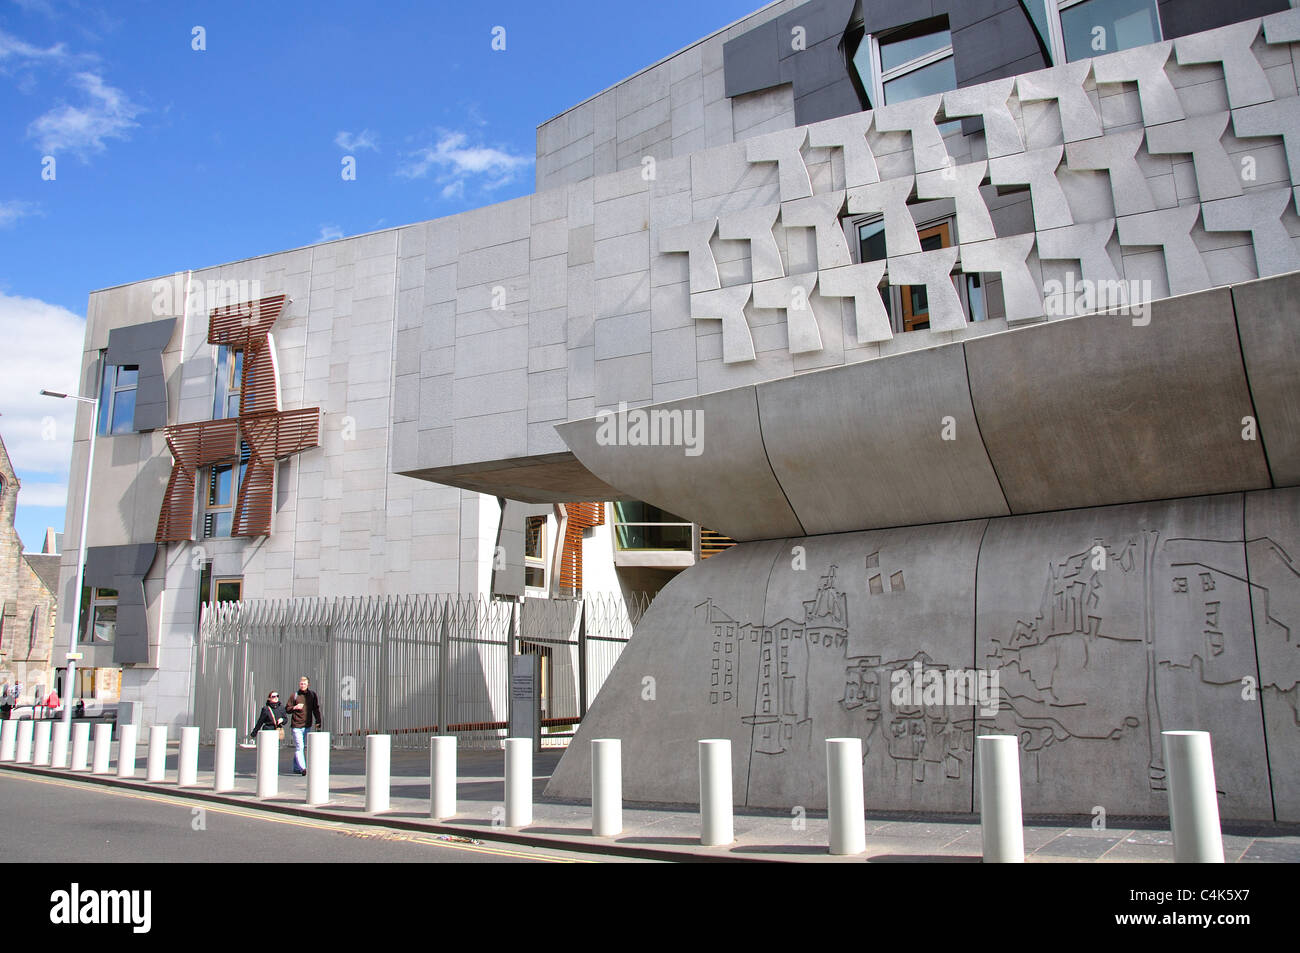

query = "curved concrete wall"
[559,274,1295,540]
[548,487,1300,821]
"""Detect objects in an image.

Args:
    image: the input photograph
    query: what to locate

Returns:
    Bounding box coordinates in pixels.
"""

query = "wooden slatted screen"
[155,418,240,542]
[699,527,736,558]
[231,408,321,537]
[558,502,605,594]
[156,294,320,542]
[209,293,285,415]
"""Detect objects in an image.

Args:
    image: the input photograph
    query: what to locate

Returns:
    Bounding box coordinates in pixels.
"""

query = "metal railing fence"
[195,591,650,748]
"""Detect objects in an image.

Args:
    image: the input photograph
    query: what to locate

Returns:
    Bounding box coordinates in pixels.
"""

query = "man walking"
[286,676,323,775]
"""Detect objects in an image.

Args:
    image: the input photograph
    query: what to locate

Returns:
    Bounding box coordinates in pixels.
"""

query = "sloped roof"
[23,553,60,597]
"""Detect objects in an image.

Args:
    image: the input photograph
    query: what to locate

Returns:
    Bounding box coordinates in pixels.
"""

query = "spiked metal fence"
[195,591,652,748]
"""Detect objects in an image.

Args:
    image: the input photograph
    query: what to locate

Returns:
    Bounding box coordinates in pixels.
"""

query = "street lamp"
[40,388,98,726]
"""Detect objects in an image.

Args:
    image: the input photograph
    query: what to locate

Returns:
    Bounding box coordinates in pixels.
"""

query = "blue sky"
[0,0,761,551]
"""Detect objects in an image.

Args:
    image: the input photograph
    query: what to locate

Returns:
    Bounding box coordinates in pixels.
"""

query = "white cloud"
[334,129,378,152]
[26,70,140,157]
[0,291,85,480]
[398,130,532,199]
[317,224,344,242]
[0,28,68,64]
[16,481,67,507]
[0,200,38,227]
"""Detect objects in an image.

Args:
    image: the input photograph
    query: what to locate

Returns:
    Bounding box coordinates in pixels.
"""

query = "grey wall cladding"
[105,318,176,432]
[1158,0,1289,39]
[722,0,1050,129]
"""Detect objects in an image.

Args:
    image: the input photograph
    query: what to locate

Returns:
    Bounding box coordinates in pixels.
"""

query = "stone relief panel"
[549,491,1297,822]
[976,494,1275,821]
[1244,487,1300,821]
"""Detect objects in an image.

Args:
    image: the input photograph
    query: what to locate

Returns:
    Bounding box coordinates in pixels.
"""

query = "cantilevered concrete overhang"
[553,274,1297,540]
[395,451,629,504]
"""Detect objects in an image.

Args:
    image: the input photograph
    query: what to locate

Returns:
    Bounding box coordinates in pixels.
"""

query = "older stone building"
[0,433,59,705]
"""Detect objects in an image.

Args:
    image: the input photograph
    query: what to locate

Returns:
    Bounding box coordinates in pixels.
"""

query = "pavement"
[3,740,1299,862]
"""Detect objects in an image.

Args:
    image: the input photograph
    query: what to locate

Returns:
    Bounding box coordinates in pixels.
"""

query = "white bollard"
[116,723,138,778]
[51,722,69,768]
[306,732,330,805]
[213,727,236,792]
[146,725,168,782]
[256,730,278,799]
[177,726,199,787]
[591,738,623,837]
[699,739,734,846]
[430,736,456,820]
[1163,730,1225,863]
[0,720,16,761]
[365,734,391,813]
[978,734,1025,863]
[33,721,53,766]
[15,720,34,763]
[504,737,532,827]
[70,722,90,771]
[91,723,112,774]
[826,738,866,855]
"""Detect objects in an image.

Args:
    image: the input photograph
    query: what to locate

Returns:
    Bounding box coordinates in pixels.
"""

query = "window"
[203,443,250,538]
[524,515,547,590]
[857,219,893,321]
[850,214,988,333]
[197,566,243,620]
[1044,0,1161,64]
[78,587,118,645]
[851,19,960,133]
[97,358,139,435]
[213,345,244,419]
[612,501,694,552]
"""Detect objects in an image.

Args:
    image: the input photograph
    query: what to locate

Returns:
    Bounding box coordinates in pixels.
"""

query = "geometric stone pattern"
[644,18,1300,363]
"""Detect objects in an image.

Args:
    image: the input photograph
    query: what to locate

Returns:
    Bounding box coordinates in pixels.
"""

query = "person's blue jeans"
[293,726,308,772]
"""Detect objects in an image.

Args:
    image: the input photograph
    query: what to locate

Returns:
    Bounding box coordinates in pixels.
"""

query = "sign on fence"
[509,654,541,752]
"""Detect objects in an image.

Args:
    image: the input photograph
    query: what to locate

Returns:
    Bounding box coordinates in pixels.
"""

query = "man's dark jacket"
[286,689,323,730]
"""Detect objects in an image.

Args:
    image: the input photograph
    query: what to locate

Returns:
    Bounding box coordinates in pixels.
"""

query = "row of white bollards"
[2,720,1225,861]
[691,731,1225,862]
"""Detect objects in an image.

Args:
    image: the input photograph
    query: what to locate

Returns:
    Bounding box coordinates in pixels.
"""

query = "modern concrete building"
[62,0,1300,819]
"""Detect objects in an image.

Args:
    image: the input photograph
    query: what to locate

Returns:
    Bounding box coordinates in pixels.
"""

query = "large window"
[852,19,959,132]
[851,213,987,333]
[1043,0,1161,63]
[613,501,693,552]
[97,358,139,435]
[524,515,548,590]
[77,587,118,645]
[203,446,249,538]
[213,345,244,419]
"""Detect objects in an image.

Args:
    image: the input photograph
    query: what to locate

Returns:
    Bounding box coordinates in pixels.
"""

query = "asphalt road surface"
[0,771,644,863]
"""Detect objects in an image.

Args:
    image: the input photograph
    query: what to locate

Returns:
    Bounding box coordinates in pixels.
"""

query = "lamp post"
[40,388,98,726]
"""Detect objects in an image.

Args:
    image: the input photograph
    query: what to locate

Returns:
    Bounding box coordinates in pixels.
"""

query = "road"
[0,771,649,863]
